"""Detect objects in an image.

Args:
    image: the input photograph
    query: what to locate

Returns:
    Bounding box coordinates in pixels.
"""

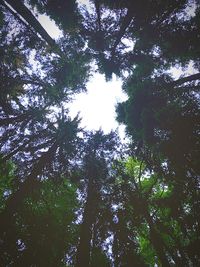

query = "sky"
[37,11,128,139]
[67,73,127,136]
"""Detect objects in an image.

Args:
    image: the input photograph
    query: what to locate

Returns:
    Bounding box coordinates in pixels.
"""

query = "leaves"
[0,157,15,210]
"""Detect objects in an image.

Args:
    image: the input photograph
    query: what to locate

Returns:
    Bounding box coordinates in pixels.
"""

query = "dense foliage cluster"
[0,0,199,266]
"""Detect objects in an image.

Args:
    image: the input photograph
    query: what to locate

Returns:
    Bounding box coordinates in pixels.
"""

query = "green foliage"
[138,226,157,267]
[0,157,15,210]
[125,157,145,179]
[14,178,79,266]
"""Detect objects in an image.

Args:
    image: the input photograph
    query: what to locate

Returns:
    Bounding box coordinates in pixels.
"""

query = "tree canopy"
[0,0,199,266]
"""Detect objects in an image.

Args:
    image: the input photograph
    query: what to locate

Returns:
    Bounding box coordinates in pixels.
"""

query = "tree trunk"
[75,177,98,267]
[144,212,171,267]
[3,0,56,48]
[171,72,200,87]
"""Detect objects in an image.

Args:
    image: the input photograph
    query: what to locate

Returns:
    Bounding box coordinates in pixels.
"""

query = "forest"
[0,0,200,266]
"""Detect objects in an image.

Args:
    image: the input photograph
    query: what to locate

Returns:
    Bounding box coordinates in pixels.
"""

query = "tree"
[27,0,81,33]
[75,130,119,267]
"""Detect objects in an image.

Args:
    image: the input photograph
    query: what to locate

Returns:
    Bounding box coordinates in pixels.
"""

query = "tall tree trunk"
[113,212,147,267]
[144,211,171,267]
[2,0,57,49]
[75,177,98,267]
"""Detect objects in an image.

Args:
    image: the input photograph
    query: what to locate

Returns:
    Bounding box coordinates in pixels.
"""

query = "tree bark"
[75,177,98,267]
[171,73,200,87]
[2,0,57,49]
[144,211,171,267]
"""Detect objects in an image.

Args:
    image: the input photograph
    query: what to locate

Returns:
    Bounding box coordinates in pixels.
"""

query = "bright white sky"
[67,73,127,135]
[37,13,128,140]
